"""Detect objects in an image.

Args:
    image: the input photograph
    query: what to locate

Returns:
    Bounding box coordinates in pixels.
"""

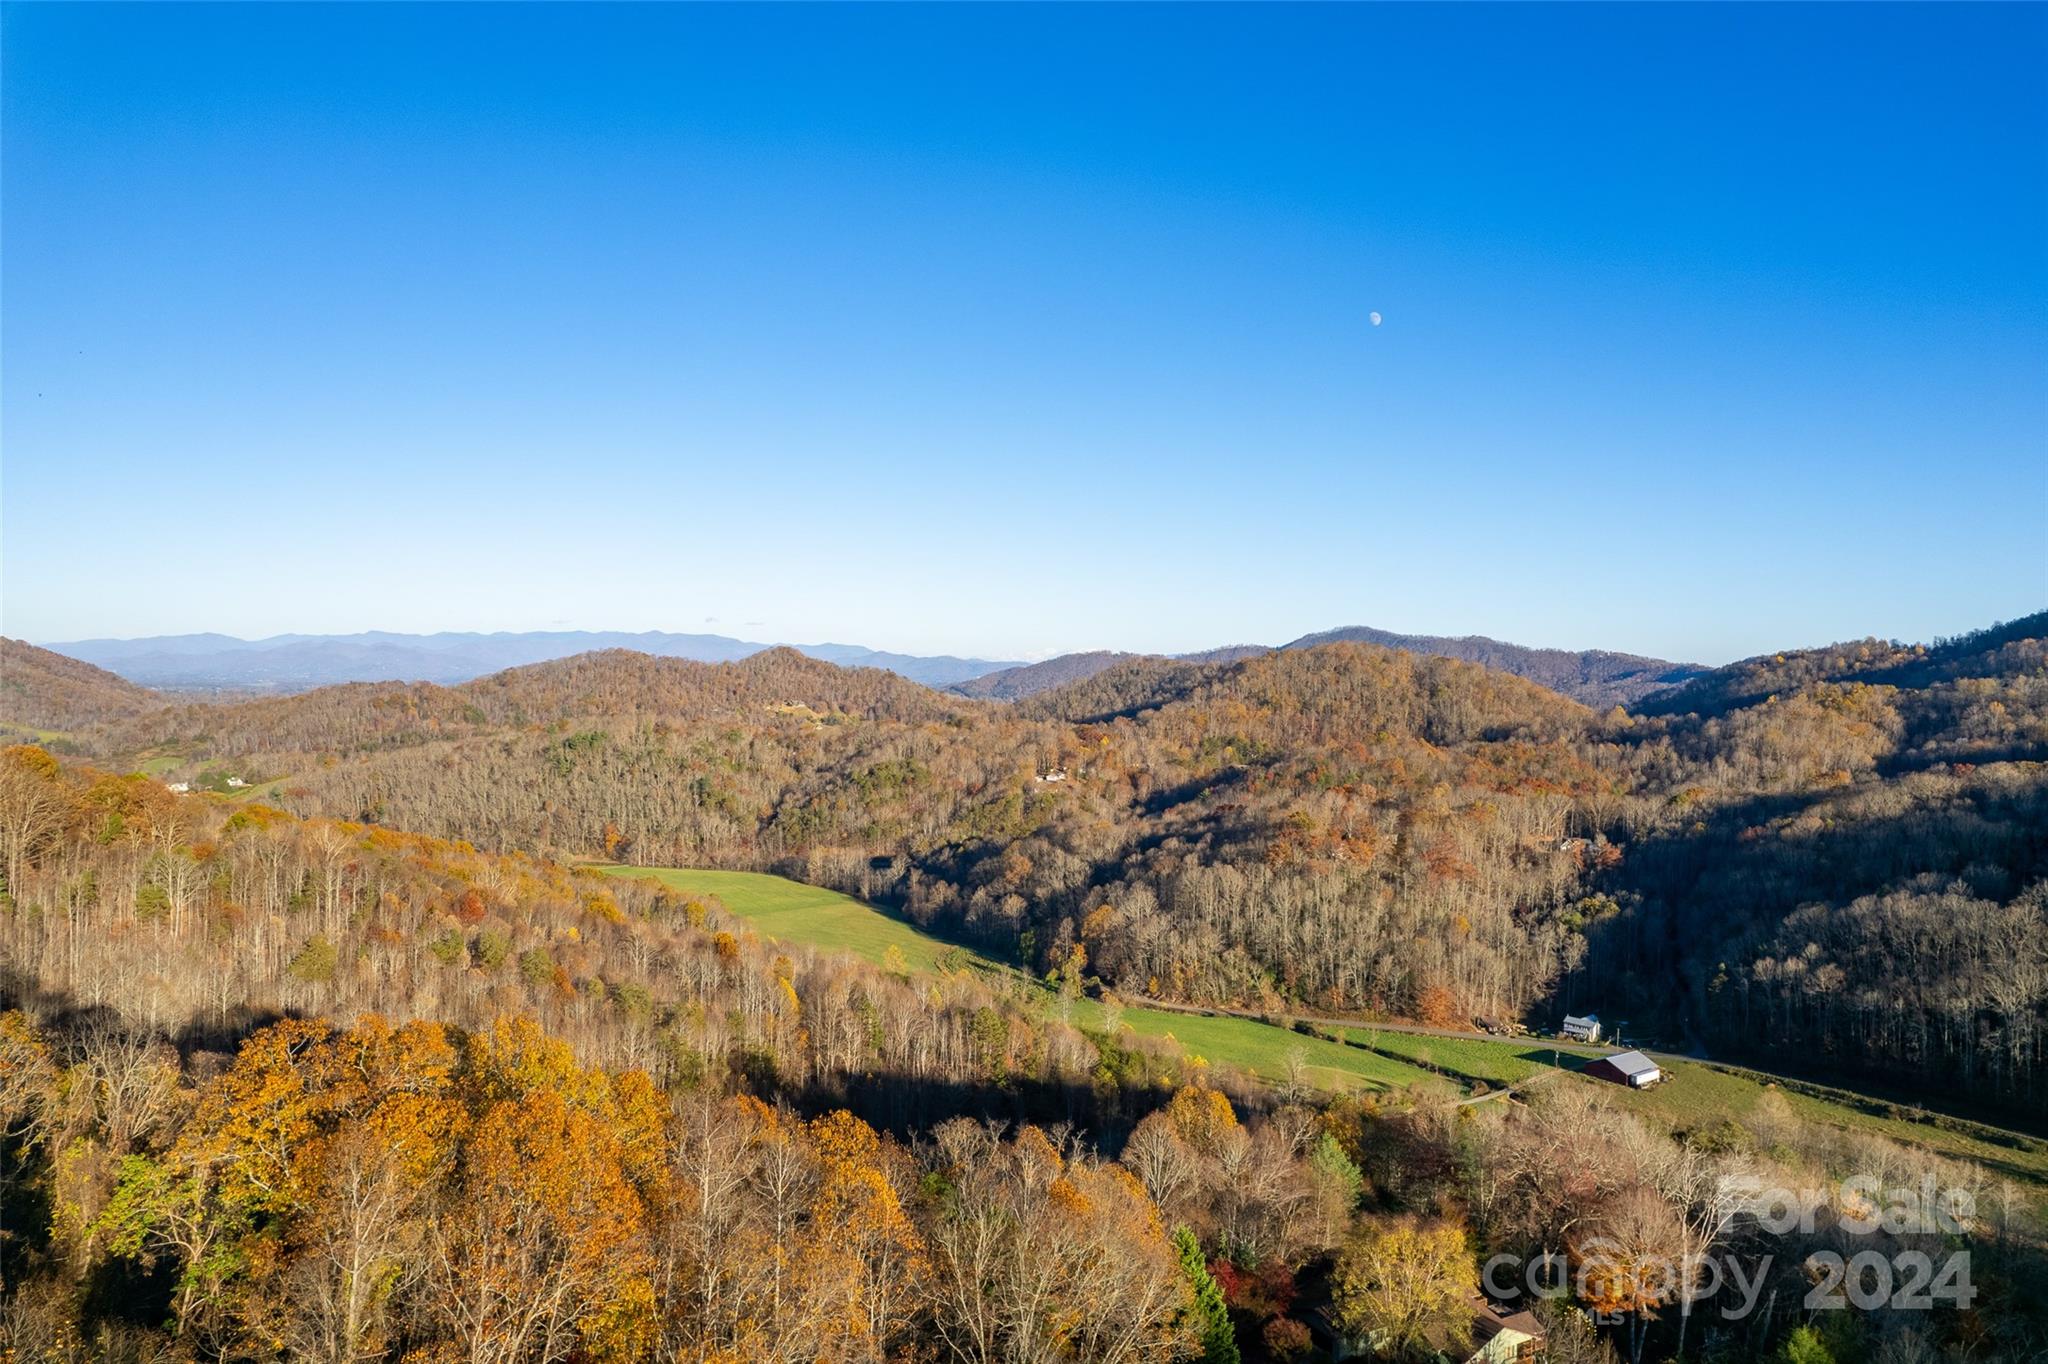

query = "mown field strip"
[595,865,984,973]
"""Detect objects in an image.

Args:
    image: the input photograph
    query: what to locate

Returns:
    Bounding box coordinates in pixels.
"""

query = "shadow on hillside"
[0,965,1182,1157]
[1509,1047,1592,1071]
[1139,766,1249,819]
[1558,776,2048,1132]
[784,1069,1162,1153]
[0,964,296,1065]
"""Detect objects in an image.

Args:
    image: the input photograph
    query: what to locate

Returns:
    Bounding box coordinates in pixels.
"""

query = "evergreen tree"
[1173,1226,1240,1364]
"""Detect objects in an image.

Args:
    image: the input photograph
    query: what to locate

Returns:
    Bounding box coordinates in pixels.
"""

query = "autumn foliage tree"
[0,1006,1224,1364]
[1331,1215,1477,1360]
[1572,1186,1693,1364]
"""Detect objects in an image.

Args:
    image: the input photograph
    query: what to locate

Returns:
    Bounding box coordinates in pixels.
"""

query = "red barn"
[1583,1050,1662,1088]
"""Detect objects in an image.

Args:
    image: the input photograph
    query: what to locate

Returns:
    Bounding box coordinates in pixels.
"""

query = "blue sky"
[4,4,2043,664]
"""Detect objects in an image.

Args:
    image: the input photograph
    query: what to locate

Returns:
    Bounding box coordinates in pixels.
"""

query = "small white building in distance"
[226,776,248,788]
[166,781,190,794]
[1561,1013,1602,1043]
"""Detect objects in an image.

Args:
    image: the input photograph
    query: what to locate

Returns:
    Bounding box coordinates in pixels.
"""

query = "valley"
[8,7,2041,1358]
[12,609,2043,1117]
[3,612,2044,1364]
[600,864,1462,1095]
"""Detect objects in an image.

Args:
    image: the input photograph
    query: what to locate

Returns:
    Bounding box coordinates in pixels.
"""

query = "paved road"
[1113,993,2034,1142]
[1116,993,1601,1106]
[1118,992,1615,1055]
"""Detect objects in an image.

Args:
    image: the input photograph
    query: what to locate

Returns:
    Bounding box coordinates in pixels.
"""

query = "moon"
[1369,311,1383,326]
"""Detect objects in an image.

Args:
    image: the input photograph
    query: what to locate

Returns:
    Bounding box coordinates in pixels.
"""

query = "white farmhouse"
[1561,1013,1602,1043]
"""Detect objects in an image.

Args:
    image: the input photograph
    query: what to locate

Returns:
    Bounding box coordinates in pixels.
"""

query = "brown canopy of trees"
[1,736,2044,1361]
[0,1009,1212,1363]
[0,640,162,736]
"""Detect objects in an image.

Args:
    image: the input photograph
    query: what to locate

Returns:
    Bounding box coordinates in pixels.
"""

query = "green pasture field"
[1073,999,1452,1096]
[594,865,982,974]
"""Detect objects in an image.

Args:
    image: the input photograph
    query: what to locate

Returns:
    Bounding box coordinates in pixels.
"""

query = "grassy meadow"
[1072,998,1451,1095]
[593,865,985,974]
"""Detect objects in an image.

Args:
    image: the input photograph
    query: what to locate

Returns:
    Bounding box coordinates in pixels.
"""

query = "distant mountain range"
[947,651,1143,701]
[1278,625,1706,710]
[36,625,1707,707]
[41,631,1024,692]
[951,628,1704,708]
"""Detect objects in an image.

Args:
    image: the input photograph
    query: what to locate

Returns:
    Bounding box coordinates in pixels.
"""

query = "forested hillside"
[61,644,1605,1037]
[1579,613,2048,1110]
[0,639,162,734]
[14,616,2048,1116]
[0,748,1317,1362]
[950,647,1274,701]
[4,743,2044,1364]
[949,651,1150,700]
[1635,614,2048,724]
[1279,625,1706,708]
[0,743,1128,1132]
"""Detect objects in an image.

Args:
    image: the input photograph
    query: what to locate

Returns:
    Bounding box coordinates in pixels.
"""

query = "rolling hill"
[949,651,1150,700]
[1279,624,1705,708]
[1631,608,2048,719]
[951,645,1276,701]
[0,637,164,732]
[949,625,1705,709]
[7,612,2043,1116]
